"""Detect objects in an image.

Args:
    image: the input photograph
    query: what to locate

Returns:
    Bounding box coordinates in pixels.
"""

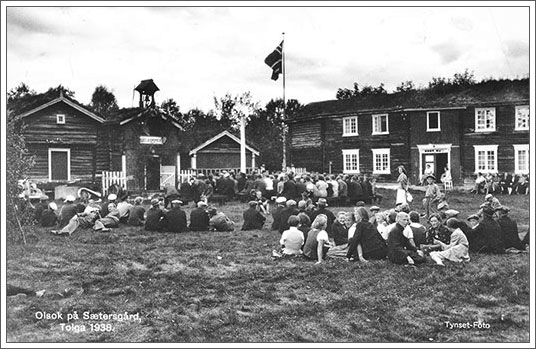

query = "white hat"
[108,193,117,201]
[64,195,75,202]
[49,202,58,211]
[275,197,287,204]
[171,199,183,205]
[485,194,493,200]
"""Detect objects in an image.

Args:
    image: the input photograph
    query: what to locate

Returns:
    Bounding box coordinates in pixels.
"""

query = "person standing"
[422,174,441,219]
[396,165,409,206]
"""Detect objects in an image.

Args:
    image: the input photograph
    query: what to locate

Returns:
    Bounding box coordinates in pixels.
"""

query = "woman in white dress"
[429,218,470,266]
[396,165,409,206]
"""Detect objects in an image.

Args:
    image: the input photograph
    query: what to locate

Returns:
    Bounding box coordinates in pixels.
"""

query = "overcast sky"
[4,4,531,112]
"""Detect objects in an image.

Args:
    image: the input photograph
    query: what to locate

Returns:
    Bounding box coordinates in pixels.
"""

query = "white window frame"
[372,114,389,135]
[514,105,529,131]
[426,111,441,132]
[56,114,65,124]
[474,107,496,132]
[513,144,529,175]
[48,148,71,181]
[342,149,360,174]
[342,116,359,136]
[473,145,498,174]
[372,148,391,174]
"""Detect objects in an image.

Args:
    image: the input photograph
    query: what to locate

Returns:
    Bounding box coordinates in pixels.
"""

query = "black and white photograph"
[1,1,534,346]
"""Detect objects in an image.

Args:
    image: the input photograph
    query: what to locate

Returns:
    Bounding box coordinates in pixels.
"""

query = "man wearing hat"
[40,202,58,227]
[422,174,441,219]
[278,200,300,235]
[467,213,480,229]
[444,209,472,236]
[164,183,181,209]
[52,204,101,236]
[100,193,117,218]
[271,197,287,231]
[208,207,235,232]
[495,206,525,252]
[59,195,78,227]
[33,194,50,224]
[189,201,210,231]
[145,198,165,231]
[483,193,501,210]
[467,206,504,254]
[242,201,266,231]
[369,205,381,225]
[127,197,146,226]
[309,198,336,236]
[163,200,187,233]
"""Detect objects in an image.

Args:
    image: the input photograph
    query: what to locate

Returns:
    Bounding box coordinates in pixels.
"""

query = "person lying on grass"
[429,218,470,266]
[273,215,304,258]
[52,205,101,236]
[387,212,426,265]
[346,207,388,262]
[303,214,332,264]
[93,203,120,232]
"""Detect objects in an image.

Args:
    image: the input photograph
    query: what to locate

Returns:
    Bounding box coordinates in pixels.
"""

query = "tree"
[452,69,476,87]
[7,83,35,104]
[213,92,259,129]
[160,98,195,131]
[396,80,416,93]
[336,82,387,99]
[336,82,360,100]
[90,85,119,117]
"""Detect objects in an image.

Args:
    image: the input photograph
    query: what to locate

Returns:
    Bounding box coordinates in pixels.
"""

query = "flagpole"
[282,32,287,172]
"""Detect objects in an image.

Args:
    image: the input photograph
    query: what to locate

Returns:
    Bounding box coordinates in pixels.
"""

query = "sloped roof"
[111,106,185,130]
[17,95,105,123]
[189,130,260,156]
[294,78,529,120]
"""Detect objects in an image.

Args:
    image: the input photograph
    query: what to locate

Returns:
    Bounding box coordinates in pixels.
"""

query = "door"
[435,153,448,180]
[422,154,435,177]
[49,148,70,181]
[146,156,160,190]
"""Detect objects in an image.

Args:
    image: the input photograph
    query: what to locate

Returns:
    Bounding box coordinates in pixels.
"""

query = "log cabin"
[287,78,530,185]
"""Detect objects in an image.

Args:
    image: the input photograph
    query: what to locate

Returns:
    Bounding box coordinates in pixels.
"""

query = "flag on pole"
[264,41,283,80]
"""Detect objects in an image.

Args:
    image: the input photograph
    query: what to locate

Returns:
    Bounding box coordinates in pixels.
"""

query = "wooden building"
[287,79,530,184]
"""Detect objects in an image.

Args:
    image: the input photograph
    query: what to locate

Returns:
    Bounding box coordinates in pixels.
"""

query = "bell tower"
[134,79,160,108]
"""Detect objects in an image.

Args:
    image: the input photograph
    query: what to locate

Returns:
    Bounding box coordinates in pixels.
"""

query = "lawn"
[4,188,532,343]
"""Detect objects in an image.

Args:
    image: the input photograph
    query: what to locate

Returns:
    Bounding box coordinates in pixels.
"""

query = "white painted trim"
[48,148,71,181]
[56,114,65,124]
[513,144,530,174]
[426,111,441,132]
[19,97,105,123]
[474,107,496,133]
[514,105,529,131]
[188,130,260,156]
[122,154,127,175]
[372,148,391,174]
[342,116,359,137]
[191,153,197,169]
[417,144,452,180]
[473,145,498,174]
[371,114,389,135]
[342,149,360,174]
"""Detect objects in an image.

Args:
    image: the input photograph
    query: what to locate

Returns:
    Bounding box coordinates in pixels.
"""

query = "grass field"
[4,188,532,343]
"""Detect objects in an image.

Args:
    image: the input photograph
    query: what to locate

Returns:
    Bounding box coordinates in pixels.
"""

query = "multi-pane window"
[342,149,360,174]
[56,114,65,124]
[474,145,498,173]
[513,144,529,174]
[515,106,529,131]
[372,114,389,134]
[475,108,496,132]
[372,148,390,174]
[427,111,440,131]
[342,116,358,136]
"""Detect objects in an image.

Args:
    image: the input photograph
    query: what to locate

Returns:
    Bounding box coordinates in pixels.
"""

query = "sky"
[3,2,532,113]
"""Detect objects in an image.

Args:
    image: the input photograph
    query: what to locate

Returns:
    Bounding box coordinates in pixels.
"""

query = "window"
[427,111,440,131]
[342,116,358,136]
[372,148,390,174]
[56,114,65,124]
[342,149,360,174]
[515,106,529,131]
[473,145,498,173]
[475,108,496,132]
[513,144,529,174]
[372,114,389,134]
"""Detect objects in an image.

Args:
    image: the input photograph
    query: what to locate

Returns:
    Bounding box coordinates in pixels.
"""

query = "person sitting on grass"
[331,211,349,246]
[421,214,451,253]
[309,198,336,236]
[481,193,501,210]
[52,205,101,236]
[208,207,235,232]
[270,197,287,231]
[93,203,120,232]
[467,213,480,229]
[297,212,312,244]
[278,200,300,234]
[375,211,389,241]
[40,202,58,227]
[273,215,305,258]
[145,199,166,231]
[163,200,188,233]
[429,218,470,266]
[387,212,426,265]
[116,197,133,224]
[346,207,387,262]
[253,190,270,215]
[242,201,266,231]
[495,206,526,253]
[59,195,78,227]
[408,211,427,248]
[189,201,210,231]
[127,197,145,226]
[466,206,504,254]
[369,205,381,226]
[303,214,332,264]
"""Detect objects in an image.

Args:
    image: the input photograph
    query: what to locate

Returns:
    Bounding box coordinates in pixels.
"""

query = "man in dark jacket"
[271,197,287,231]
[309,198,336,235]
[59,195,78,227]
[495,206,525,251]
[387,212,426,265]
[127,197,146,226]
[164,200,188,233]
[242,201,266,231]
[189,201,210,231]
[281,174,298,201]
[145,199,165,231]
[467,207,504,253]
[40,202,58,227]
[278,200,300,234]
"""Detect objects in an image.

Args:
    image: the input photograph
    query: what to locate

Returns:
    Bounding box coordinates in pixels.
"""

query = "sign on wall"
[140,136,164,145]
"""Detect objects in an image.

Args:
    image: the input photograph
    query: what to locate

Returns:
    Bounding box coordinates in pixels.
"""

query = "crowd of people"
[471,172,530,195]
[23,167,529,268]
